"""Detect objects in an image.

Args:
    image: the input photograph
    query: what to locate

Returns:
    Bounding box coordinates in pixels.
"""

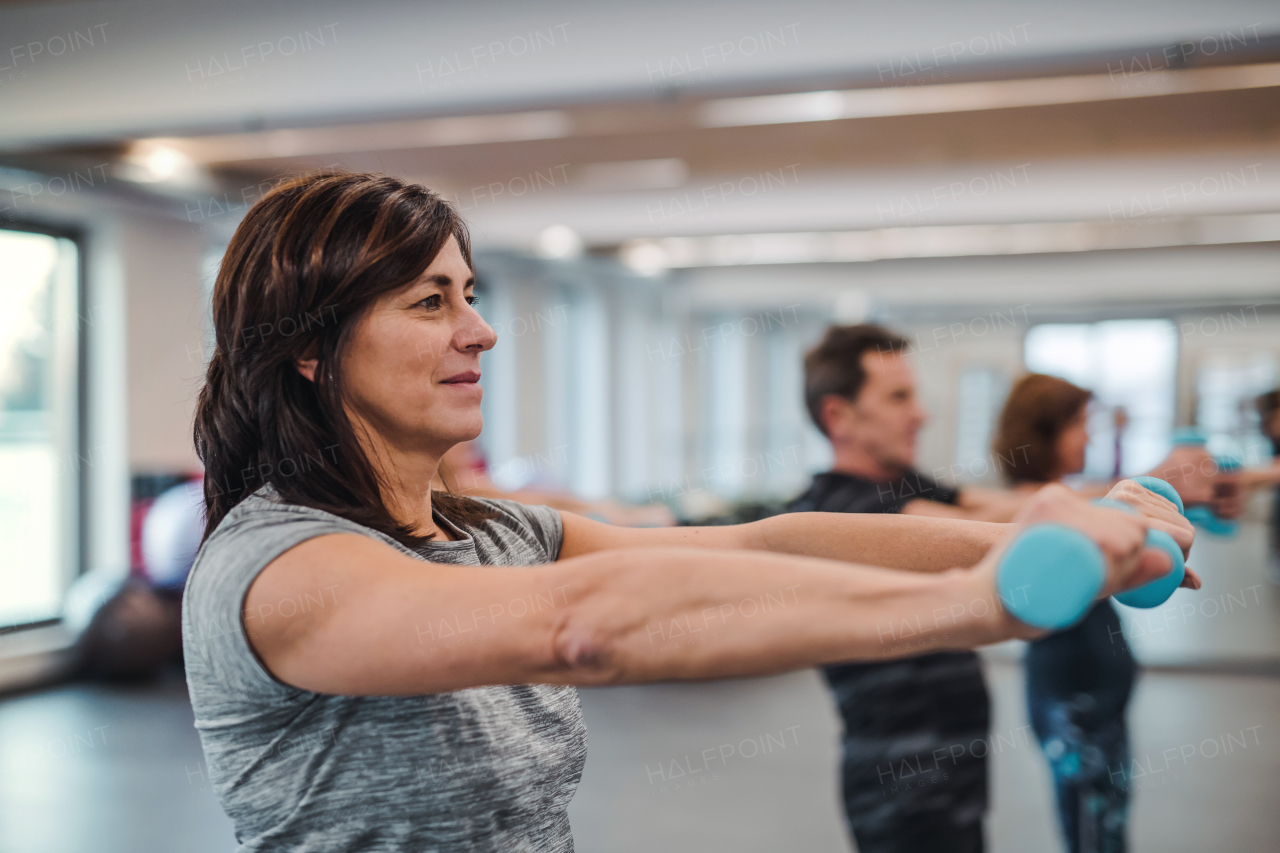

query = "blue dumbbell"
[997,477,1187,630]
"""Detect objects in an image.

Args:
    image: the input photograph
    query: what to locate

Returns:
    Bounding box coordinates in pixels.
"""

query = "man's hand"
[1148,445,1215,507]
[1211,471,1245,520]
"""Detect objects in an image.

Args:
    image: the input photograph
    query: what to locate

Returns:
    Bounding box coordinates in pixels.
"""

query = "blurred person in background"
[992,375,1236,852]
[785,324,1023,853]
[1251,390,1280,582]
[434,440,676,527]
[993,374,1134,853]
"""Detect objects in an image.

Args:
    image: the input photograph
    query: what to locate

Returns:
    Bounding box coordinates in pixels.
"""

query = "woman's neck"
[363,439,453,540]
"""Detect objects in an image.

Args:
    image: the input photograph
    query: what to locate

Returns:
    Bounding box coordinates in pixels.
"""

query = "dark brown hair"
[194,171,496,545]
[992,373,1092,484]
[1257,389,1280,419]
[803,324,909,436]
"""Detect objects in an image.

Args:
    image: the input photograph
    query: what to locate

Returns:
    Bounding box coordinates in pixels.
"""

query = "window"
[1023,320,1177,479]
[1195,353,1277,463]
[954,366,1010,481]
[0,228,81,630]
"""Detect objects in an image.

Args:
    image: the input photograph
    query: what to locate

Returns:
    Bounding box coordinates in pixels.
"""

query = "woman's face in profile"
[1055,405,1090,478]
[340,235,496,457]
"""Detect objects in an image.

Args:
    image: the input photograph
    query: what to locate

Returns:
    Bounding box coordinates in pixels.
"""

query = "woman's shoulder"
[209,486,380,542]
[194,488,401,584]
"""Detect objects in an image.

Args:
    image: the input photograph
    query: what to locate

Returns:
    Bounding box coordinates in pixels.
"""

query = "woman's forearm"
[560,510,1005,572]
[548,547,1009,686]
[744,512,1005,574]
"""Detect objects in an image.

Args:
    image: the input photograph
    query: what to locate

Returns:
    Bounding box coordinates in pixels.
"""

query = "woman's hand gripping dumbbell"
[981,480,1199,634]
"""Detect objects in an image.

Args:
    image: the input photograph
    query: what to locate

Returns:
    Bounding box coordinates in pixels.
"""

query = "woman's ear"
[295,357,318,382]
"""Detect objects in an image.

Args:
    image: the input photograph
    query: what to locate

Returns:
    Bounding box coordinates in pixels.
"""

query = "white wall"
[120,214,207,472]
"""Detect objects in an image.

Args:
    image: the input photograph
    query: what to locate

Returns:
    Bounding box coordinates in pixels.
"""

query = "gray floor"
[1,519,1278,852]
[1,664,1277,852]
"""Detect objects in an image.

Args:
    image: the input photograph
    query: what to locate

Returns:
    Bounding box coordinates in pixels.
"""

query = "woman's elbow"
[550,611,625,686]
[545,551,651,686]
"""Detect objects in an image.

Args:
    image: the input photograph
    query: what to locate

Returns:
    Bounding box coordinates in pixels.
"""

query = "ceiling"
[3,0,1280,268]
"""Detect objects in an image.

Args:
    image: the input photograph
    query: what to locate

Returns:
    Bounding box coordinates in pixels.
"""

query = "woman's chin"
[438,414,484,445]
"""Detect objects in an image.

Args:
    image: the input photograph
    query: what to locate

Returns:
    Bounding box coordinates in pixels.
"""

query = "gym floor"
[2,524,1277,853]
[1,662,1277,851]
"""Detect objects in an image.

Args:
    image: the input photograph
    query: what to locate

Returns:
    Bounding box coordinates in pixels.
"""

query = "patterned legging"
[1026,601,1135,853]
[1031,694,1131,853]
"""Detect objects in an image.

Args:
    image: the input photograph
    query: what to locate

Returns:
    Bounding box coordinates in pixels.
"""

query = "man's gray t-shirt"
[181,487,587,852]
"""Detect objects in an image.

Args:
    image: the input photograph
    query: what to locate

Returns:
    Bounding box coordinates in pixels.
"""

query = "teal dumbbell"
[997,478,1186,630]
[1128,475,1184,513]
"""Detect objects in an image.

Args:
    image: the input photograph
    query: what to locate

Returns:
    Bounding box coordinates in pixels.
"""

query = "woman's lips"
[441,371,481,392]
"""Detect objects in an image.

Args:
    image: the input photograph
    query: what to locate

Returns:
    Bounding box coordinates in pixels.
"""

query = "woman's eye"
[418,295,443,310]
[465,295,479,306]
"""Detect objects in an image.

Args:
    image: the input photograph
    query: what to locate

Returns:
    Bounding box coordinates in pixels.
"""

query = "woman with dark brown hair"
[993,374,1133,853]
[182,172,1190,853]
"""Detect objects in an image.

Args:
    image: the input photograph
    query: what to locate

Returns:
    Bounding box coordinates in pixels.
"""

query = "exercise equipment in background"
[65,474,204,682]
[141,478,206,588]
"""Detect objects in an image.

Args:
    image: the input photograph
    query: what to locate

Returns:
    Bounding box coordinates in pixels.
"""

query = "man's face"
[824,352,927,472]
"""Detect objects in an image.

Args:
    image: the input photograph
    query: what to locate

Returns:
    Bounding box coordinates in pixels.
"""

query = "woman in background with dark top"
[992,374,1135,853]
[1255,390,1280,583]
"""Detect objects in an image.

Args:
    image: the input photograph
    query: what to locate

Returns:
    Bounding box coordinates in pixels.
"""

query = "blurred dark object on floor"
[71,472,202,682]
[74,579,183,681]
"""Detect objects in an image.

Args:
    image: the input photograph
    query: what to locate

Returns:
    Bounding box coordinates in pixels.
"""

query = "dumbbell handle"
[997,478,1186,630]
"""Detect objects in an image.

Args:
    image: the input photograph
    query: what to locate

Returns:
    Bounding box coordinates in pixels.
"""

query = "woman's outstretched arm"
[558,480,1193,570]
[242,485,1175,696]
[559,510,1007,573]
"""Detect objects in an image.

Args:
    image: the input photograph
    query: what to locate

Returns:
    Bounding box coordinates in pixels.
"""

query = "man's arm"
[900,487,1025,523]
[561,480,1192,571]
[1237,461,1280,490]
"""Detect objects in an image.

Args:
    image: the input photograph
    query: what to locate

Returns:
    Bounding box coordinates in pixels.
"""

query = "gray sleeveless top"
[181,488,586,852]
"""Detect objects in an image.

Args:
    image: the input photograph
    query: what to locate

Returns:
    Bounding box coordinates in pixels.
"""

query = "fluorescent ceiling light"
[573,158,688,192]
[153,110,570,163]
[145,62,1280,166]
[619,240,670,276]
[639,213,1280,267]
[699,62,1280,127]
[534,224,584,259]
[120,141,205,187]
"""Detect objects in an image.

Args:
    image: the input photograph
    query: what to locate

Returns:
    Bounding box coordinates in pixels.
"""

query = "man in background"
[786,323,1016,853]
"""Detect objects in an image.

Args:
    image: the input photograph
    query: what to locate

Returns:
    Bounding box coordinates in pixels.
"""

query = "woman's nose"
[457,308,497,352]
